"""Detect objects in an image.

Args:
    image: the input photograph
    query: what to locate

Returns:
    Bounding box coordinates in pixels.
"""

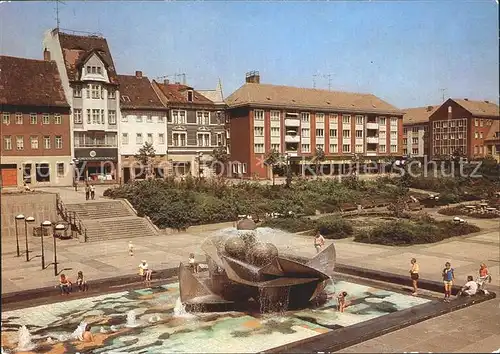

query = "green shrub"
[315,216,354,239]
[438,206,500,219]
[261,218,317,233]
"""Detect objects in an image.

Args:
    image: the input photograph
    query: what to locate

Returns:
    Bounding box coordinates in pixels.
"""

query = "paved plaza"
[2,185,499,352]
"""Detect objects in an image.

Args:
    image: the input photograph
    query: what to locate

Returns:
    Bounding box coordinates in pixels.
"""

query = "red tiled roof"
[153,81,214,105]
[0,55,69,107]
[58,31,118,84]
[402,106,438,125]
[453,99,499,118]
[117,74,165,109]
[485,120,500,141]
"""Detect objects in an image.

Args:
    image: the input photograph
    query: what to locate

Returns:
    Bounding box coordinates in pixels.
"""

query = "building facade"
[485,120,500,162]
[428,98,499,160]
[118,71,169,182]
[43,29,120,183]
[225,72,404,179]
[0,55,72,187]
[402,106,436,158]
[151,80,226,177]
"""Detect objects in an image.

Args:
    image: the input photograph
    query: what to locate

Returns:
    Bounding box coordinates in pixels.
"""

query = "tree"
[312,147,326,175]
[211,146,230,177]
[135,142,156,176]
[264,149,284,186]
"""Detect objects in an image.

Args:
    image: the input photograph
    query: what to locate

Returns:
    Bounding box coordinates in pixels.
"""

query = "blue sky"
[1,1,498,108]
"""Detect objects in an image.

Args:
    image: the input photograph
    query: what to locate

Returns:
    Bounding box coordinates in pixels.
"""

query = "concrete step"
[82,217,157,242]
[65,200,135,220]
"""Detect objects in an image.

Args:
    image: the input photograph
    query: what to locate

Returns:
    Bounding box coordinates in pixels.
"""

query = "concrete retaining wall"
[1,192,58,239]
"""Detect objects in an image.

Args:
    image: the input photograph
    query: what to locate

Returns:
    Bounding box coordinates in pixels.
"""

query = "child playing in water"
[337,291,348,312]
[189,253,198,273]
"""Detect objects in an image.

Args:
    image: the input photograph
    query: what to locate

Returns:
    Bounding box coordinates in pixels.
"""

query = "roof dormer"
[80,51,110,83]
[187,90,194,102]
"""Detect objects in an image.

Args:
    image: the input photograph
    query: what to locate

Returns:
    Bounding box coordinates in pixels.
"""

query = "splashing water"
[126,310,138,327]
[173,298,196,319]
[213,227,295,248]
[16,325,35,352]
[71,321,87,340]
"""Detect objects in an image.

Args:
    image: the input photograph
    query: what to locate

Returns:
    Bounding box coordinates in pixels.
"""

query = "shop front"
[74,148,119,182]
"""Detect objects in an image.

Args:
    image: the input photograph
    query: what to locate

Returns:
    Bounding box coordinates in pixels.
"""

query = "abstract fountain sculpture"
[179,218,336,312]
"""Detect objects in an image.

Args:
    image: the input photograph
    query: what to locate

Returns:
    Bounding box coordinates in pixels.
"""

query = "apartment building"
[402,106,436,158]
[118,71,169,182]
[429,98,499,160]
[225,72,404,179]
[0,55,71,187]
[198,80,229,154]
[152,80,226,177]
[485,120,500,162]
[43,29,120,182]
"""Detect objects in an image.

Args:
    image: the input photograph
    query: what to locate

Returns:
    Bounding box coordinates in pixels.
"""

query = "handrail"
[55,194,88,242]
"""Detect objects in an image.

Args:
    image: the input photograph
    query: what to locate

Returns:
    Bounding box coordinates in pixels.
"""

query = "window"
[270,111,280,120]
[442,122,448,128]
[122,133,128,145]
[197,111,210,125]
[108,110,116,125]
[136,133,143,145]
[474,146,478,154]
[146,115,153,123]
[57,163,64,177]
[158,116,165,123]
[35,163,50,182]
[474,119,478,127]
[412,127,419,133]
[403,128,408,134]
[15,113,23,124]
[172,132,187,146]
[316,113,325,123]
[379,131,386,139]
[91,109,101,124]
[254,127,264,136]
[172,110,186,124]
[379,145,386,153]
[254,110,264,121]
[412,148,419,155]
[145,133,153,144]
[316,129,324,137]
[86,109,91,124]
[390,144,398,152]
[329,144,338,153]
[316,144,324,151]
[355,130,363,138]
[30,136,38,149]
[187,90,193,102]
[29,113,37,125]
[91,84,101,99]
[379,117,386,125]
[136,115,143,123]
[197,133,210,147]
[450,121,455,128]
[108,89,116,99]
[480,119,484,127]
[216,132,223,146]
[254,143,264,153]
[23,164,32,183]
[342,115,351,124]
[55,136,62,149]
[480,132,483,139]
[158,133,165,144]
[43,136,51,149]
[390,117,398,125]
[403,148,408,155]
[403,138,408,145]
[342,144,351,153]
[342,130,350,138]
[271,127,280,137]
[301,112,310,123]
[390,131,397,139]
[16,136,24,150]
[3,136,12,150]
[412,137,418,144]
[329,114,338,125]
[86,85,90,99]
[301,144,310,153]
[42,114,50,124]
[355,144,363,153]
[2,113,10,125]
[73,85,82,97]
[271,143,280,151]
[355,115,364,125]
[301,128,310,137]
[475,132,479,139]
[329,129,337,138]
[52,114,61,125]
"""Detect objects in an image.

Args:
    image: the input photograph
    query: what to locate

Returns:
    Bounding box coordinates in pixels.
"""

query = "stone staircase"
[64,200,158,242]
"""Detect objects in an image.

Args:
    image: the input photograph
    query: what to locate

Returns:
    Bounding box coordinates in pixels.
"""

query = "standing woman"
[409,258,419,296]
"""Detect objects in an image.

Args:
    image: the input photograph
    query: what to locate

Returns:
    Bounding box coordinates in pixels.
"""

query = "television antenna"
[440,88,447,102]
[313,73,333,90]
[157,73,187,85]
[55,0,65,29]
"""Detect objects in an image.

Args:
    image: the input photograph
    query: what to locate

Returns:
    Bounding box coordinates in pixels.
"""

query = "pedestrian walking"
[85,183,90,201]
[90,184,95,200]
[442,262,455,302]
[409,258,419,296]
[314,230,326,254]
[128,241,134,256]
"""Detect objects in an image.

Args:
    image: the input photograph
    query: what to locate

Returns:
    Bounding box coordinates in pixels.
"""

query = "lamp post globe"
[14,215,25,257]
[24,216,35,261]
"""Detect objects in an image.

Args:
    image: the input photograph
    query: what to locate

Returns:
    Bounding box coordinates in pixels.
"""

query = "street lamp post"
[24,216,35,262]
[40,220,51,269]
[197,152,203,178]
[15,214,25,257]
[53,224,65,276]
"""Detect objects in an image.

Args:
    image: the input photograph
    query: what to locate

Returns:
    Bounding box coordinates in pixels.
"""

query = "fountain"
[71,321,87,340]
[16,325,35,352]
[178,218,336,313]
[126,310,138,327]
[173,297,196,318]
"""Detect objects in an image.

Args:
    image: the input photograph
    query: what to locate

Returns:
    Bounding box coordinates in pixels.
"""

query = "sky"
[0,0,498,108]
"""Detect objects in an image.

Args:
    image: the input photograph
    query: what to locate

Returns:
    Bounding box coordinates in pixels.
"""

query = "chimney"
[163,79,169,85]
[484,100,490,103]
[464,98,469,101]
[135,70,142,78]
[245,71,260,84]
[43,49,51,62]
[426,105,433,112]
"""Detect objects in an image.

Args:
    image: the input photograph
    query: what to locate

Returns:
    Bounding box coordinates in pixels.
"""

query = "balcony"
[74,142,117,148]
[284,118,300,127]
[366,123,379,130]
[285,135,300,143]
[366,137,379,144]
[366,151,377,156]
